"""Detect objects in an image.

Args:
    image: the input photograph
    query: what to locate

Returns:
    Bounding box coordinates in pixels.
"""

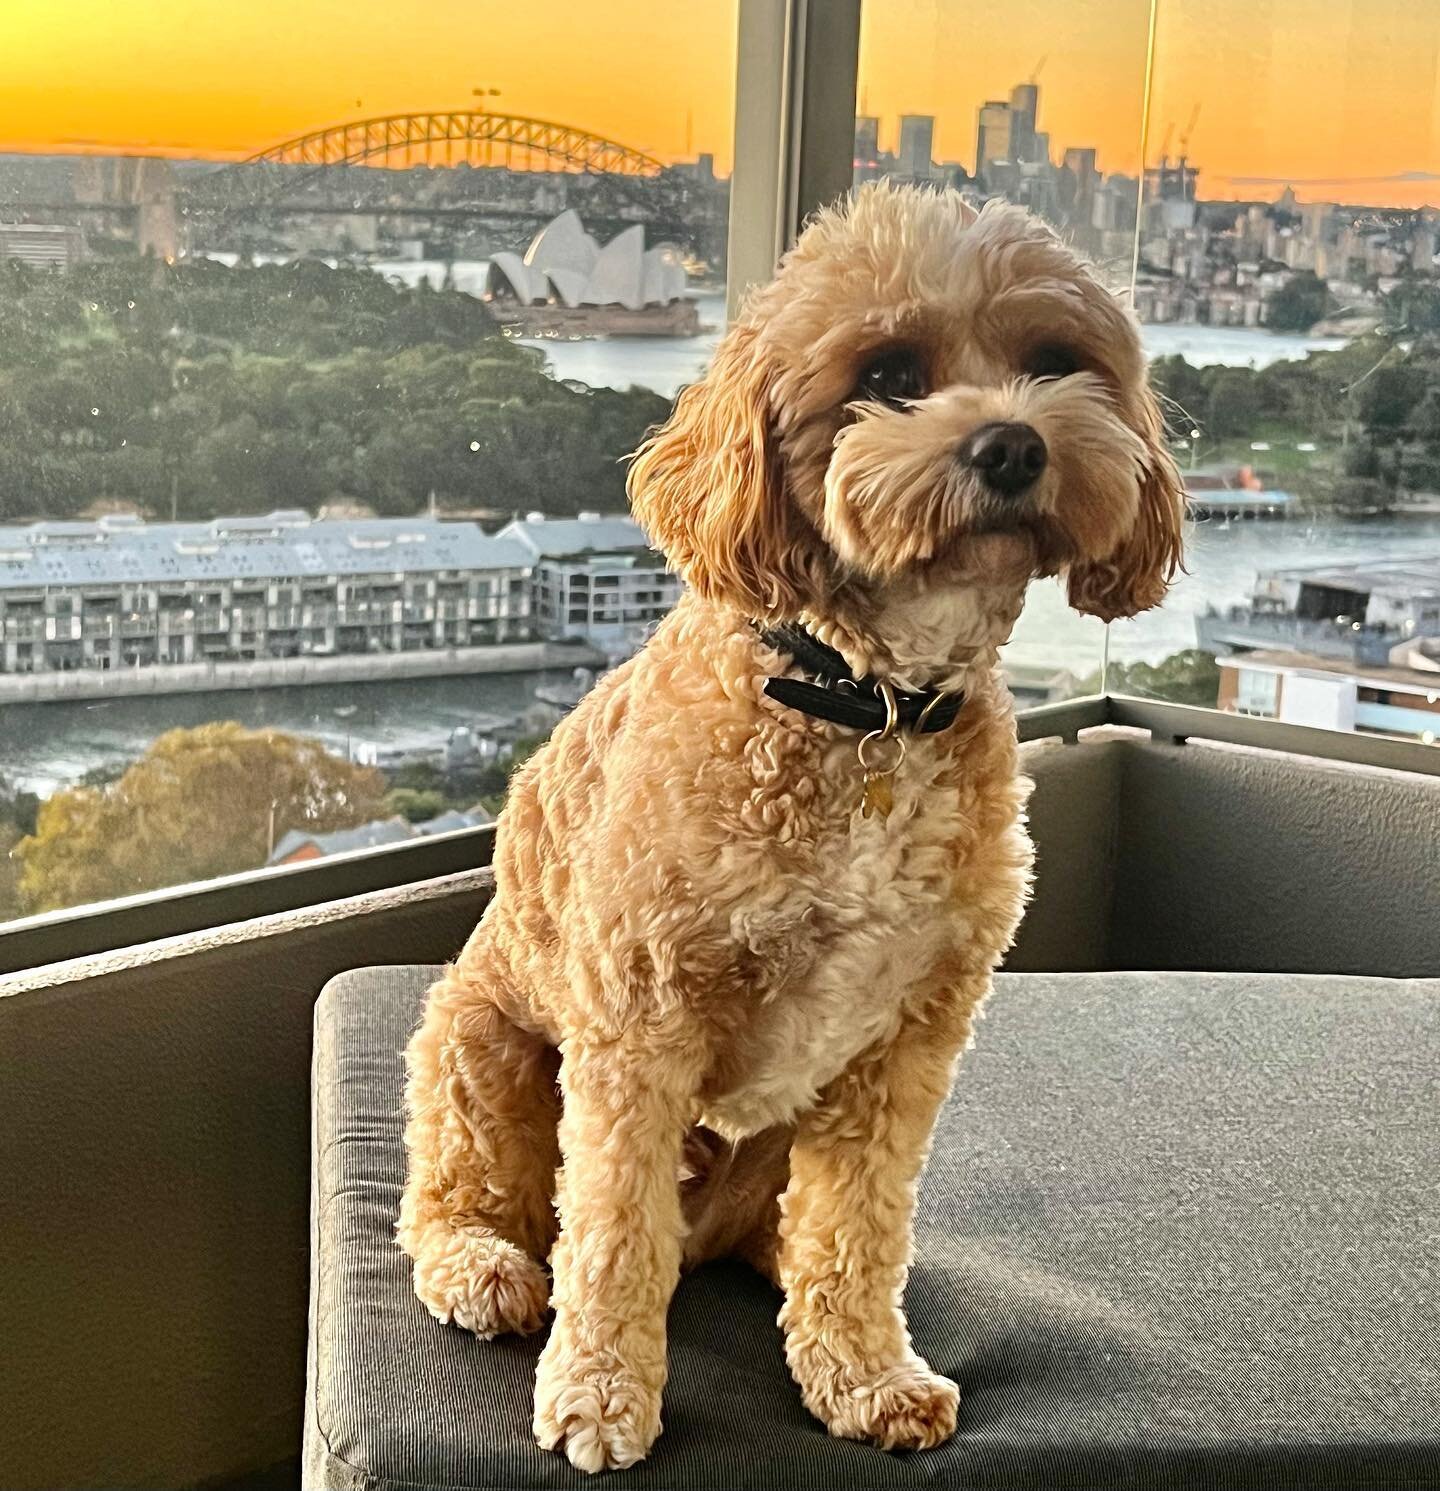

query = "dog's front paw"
[533,1332,664,1473]
[804,1357,959,1451]
[410,1228,549,1339]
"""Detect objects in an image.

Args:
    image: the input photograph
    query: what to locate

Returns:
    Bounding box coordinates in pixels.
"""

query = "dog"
[398,183,1185,1473]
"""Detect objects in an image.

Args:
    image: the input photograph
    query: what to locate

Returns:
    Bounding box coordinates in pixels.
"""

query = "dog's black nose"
[959,422,1048,496]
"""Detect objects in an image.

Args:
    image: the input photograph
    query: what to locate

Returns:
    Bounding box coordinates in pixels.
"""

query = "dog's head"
[629,183,1185,679]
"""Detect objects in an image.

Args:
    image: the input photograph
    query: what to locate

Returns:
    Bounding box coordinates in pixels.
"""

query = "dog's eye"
[854,348,926,408]
[1023,344,1082,380]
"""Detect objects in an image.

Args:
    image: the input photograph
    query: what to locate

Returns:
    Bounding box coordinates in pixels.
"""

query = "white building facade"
[0,512,536,674]
[497,511,681,660]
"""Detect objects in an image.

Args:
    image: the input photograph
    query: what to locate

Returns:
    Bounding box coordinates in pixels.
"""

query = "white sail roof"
[580,225,646,309]
[484,214,689,310]
[523,208,600,278]
[484,251,539,304]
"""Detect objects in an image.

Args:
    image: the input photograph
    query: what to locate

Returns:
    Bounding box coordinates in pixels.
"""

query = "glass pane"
[1107,1,1440,744]
[0,2,735,923]
[855,1,1155,707]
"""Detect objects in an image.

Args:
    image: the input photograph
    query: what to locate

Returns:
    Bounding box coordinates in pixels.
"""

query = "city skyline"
[1,1,1437,208]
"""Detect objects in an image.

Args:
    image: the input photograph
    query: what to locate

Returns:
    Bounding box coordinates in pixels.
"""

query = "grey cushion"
[307,966,1440,1490]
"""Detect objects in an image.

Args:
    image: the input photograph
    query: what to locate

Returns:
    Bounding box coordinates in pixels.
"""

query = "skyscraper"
[1060,146,1100,230]
[1008,82,1039,165]
[897,115,935,179]
[853,115,881,182]
[975,101,1012,180]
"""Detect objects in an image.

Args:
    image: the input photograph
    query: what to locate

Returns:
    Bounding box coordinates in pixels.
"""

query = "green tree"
[386,787,447,823]
[1404,387,1440,445]
[0,777,41,924]
[17,724,386,914]
[1148,355,1208,430]
[1265,272,1330,332]
[1359,364,1429,434]
[1343,439,1383,479]
[1205,368,1259,440]
[1081,649,1222,709]
[1384,281,1440,334]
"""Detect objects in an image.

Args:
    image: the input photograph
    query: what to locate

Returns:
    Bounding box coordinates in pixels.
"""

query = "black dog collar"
[755,621,964,735]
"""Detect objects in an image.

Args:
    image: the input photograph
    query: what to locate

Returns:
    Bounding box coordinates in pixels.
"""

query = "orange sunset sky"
[2,0,1437,207]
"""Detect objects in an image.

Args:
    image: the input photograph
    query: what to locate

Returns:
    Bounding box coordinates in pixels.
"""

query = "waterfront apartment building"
[1202,559,1440,744]
[0,512,538,674]
[498,511,682,661]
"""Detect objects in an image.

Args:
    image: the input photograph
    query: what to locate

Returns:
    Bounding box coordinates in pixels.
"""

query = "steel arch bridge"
[240,110,666,178]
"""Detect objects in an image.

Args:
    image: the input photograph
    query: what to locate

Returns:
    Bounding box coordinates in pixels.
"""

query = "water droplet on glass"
[469,441,480,452]
[127,300,136,309]
[91,408,100,416]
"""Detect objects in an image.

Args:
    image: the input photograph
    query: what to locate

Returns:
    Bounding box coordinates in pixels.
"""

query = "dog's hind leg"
[681,1124,792,1284]
[398,963,560,1338]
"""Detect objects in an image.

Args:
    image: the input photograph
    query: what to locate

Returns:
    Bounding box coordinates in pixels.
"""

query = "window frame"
[3,0,1437,975]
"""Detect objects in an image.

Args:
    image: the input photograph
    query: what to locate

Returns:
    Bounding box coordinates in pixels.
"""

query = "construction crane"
[1030,56,1047,83]
[1178,103,1201,159]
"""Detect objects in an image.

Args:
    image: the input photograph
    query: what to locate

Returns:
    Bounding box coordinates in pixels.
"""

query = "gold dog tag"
[858,680,904,822]
[861,770,894,820]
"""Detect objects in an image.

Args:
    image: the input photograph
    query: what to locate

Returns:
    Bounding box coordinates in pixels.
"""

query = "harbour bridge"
[177,109,721,258]
[2,110,725,263]
[235,110,666,179]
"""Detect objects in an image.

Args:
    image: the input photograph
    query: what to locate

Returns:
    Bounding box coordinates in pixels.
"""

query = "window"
[1105,3,1440,718]
[855,1,1155,707]
[1235,666,1280,718]
[854,1,1440,722]
[3,1,1435,936]
[0,1,736,926]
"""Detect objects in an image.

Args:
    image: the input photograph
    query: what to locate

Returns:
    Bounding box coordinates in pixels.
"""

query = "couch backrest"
[1009,733,1440,980]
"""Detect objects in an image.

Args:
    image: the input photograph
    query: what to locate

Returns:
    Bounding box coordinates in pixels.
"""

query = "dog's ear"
[1066,382,1186,621]
[628,323,817,618]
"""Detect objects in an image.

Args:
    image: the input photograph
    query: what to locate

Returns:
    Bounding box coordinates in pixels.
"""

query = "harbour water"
[1,290,1427,797]
[512,294,1349,400]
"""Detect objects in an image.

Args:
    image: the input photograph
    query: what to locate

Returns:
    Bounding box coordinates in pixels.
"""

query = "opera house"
[481,210,700,338]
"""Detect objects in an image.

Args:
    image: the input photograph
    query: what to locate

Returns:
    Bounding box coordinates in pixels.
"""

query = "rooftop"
[268,805,494,865]
[1218,647,1440,693]
[0,513,534,590]
[1260,557,1440,602]
[496,512,661,562]
[268,816,417,864]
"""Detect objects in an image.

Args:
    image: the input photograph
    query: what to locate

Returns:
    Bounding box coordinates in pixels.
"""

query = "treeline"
[1264,271,1440,334]
[4,254,1438,528]
[1151,332,1440,511]
[0,256,670,523]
